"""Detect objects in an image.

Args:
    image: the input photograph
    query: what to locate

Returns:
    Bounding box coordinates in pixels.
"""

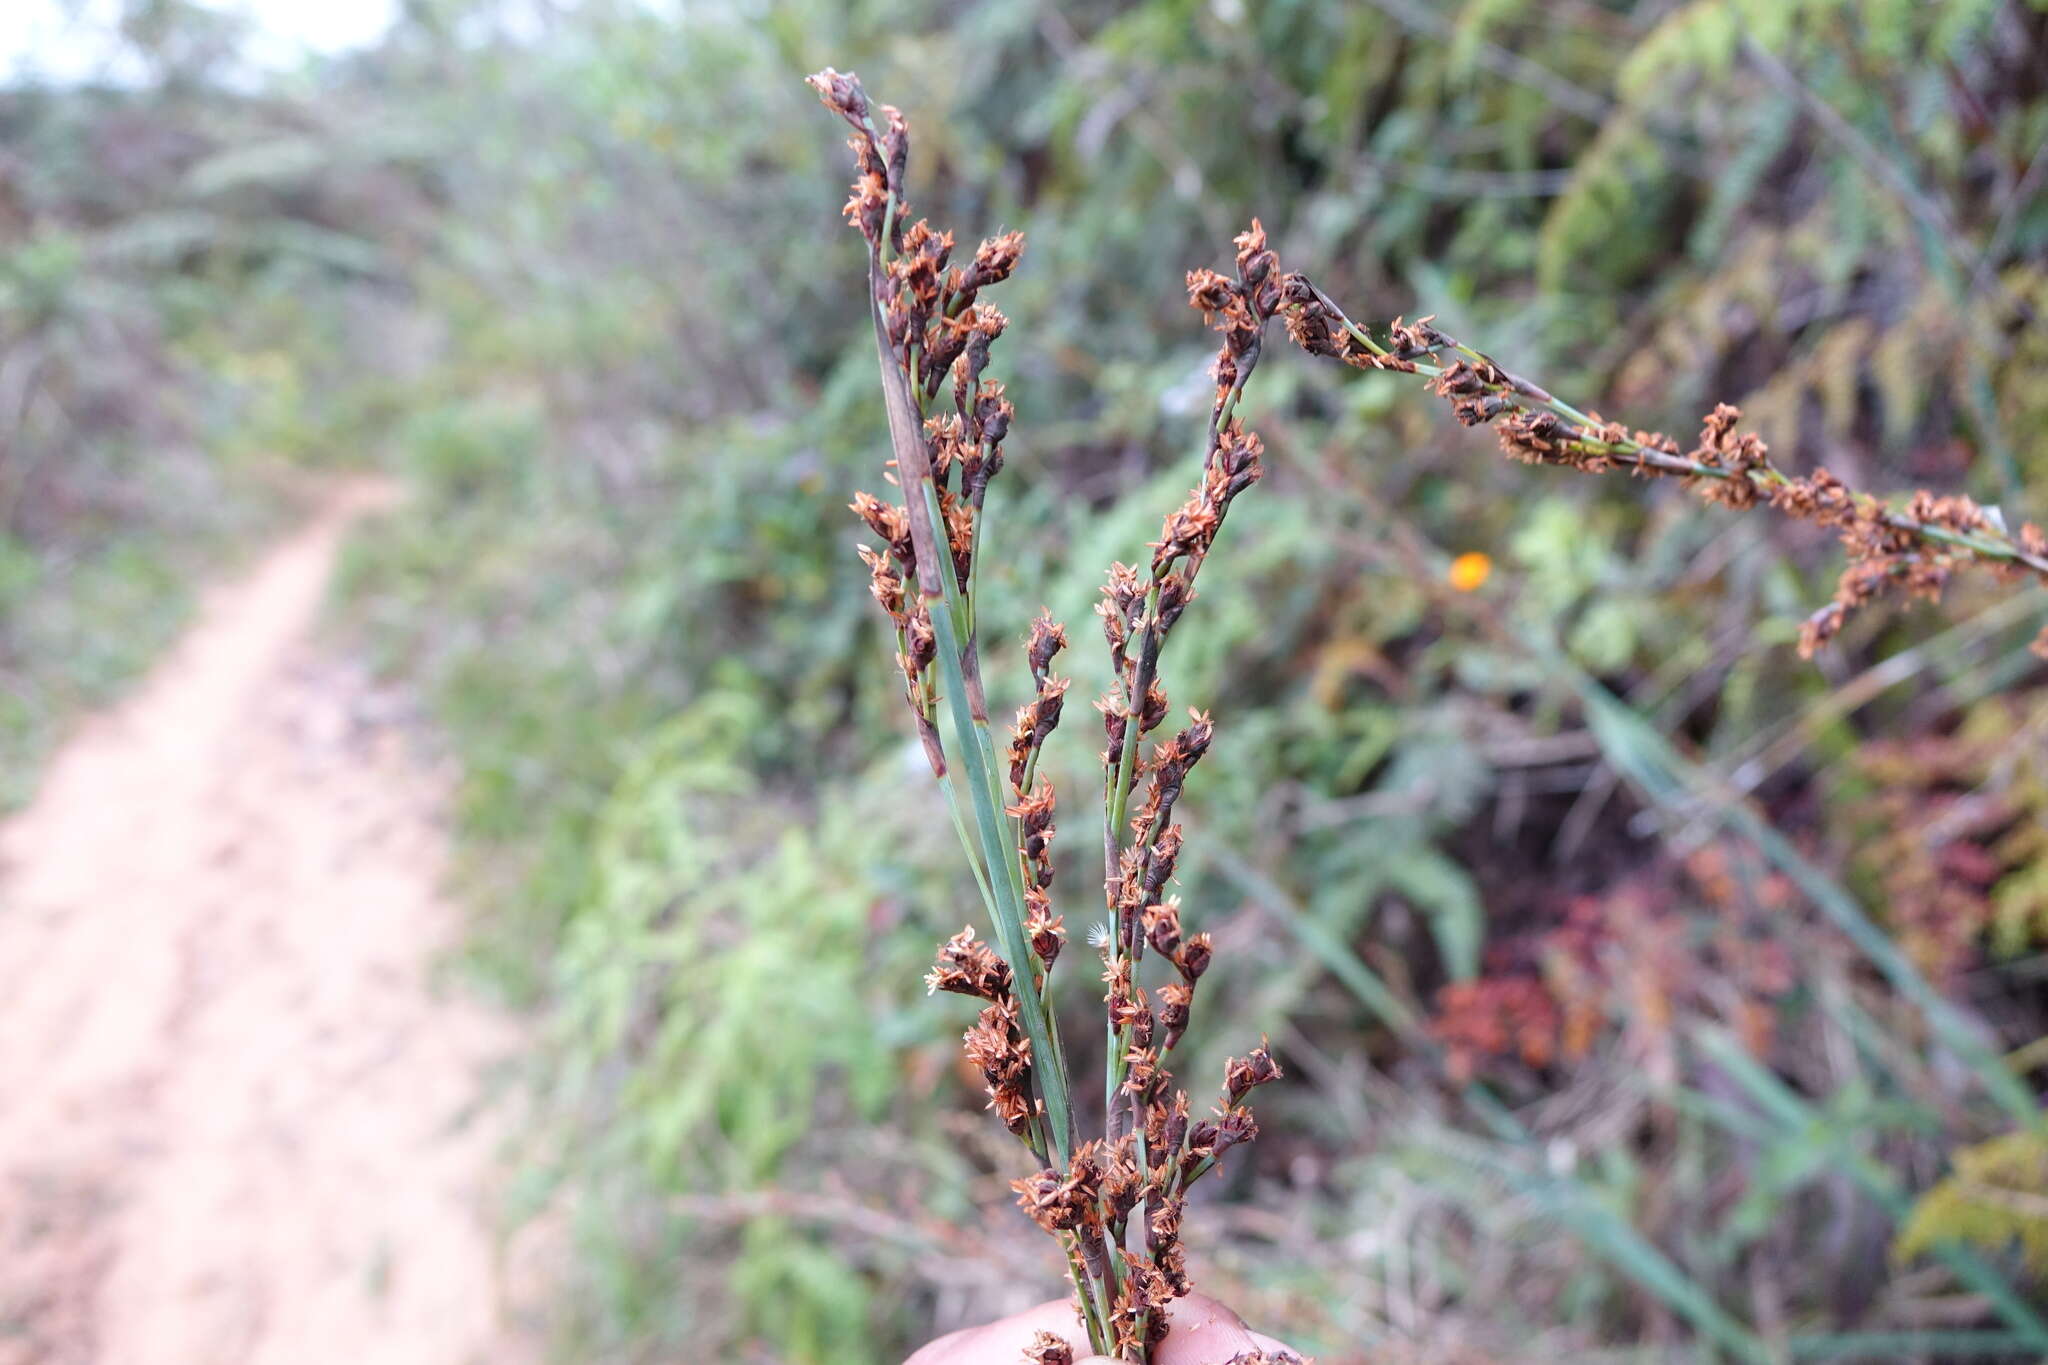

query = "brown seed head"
[971,379,1013,448]
[1185,267,1237,318]
[1102,1137,1144,1222]
[1158,1240,1193,1298]
[962,1007,1030,1087]
[961,230,1025,293]
[1141,825,1184,903]
[1108,987,1151,1034]
[1143,899,1183,957]
[1164,1088,1190,1155]
[805,68,870,125]
[842,171,886,242]
[1224,1040,1283,1102]
[1025,898,1064,969]
[1024,1332,1073,1365]
[1211,1104,1259,1157]
[1233,219,1275,295]
[849,490,914,565]
[1008,782,1057,836]
[1121,1044,1162,1100]
[1027,610,1068,682]
[1147,1195,1183,1255]
[1157,981,1193,1049]
[904,610,936,676]
[856,544,905,623]
[925,926,1013,1001]
[1387,313,1447,358]
[879,104,909,203]
[1005,676,1069,790]
[1011,1146,1104,1234]
[988,1083,1037,1136]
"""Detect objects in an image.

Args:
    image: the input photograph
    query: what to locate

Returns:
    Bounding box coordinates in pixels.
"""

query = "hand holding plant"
[905,1294,1299,1365]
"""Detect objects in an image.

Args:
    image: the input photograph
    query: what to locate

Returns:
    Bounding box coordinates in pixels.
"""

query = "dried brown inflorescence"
[1277,278,2048,659]
[926,926,1042,1138]
[1025,1332,1075,1365]
[813,67,1023,785]
[812,69,1286,1361]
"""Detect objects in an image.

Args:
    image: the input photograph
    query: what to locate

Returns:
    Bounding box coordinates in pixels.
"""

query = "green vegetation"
[10,1,2048,1360]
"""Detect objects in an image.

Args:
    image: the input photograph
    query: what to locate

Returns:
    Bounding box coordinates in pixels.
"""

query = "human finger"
[902,1299,1085,1365]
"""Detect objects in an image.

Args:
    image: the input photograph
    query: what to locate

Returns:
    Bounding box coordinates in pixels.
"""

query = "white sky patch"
[0,0,398,83]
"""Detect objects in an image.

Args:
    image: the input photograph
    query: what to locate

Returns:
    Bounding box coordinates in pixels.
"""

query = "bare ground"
[0,483,544,1365]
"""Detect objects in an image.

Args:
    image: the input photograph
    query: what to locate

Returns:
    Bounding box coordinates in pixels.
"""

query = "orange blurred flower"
[1448,551,1492,592]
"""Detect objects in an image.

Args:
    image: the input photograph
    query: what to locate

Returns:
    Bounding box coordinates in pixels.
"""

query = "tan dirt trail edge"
[0,481,544,1365]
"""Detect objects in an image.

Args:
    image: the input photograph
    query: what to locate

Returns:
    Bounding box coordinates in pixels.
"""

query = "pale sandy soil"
[0,483,545,1365]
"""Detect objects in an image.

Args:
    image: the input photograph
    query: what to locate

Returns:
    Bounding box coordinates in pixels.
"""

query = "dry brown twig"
[1274,275,2048,657]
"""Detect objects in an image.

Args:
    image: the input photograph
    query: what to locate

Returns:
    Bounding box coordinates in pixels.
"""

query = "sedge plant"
[810,70,1289,1361]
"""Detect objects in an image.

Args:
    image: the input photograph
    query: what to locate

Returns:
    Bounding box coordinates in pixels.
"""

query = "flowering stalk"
[810,69,1071,1177]
[810,71,1284,1360]
[1275,277,2048,657]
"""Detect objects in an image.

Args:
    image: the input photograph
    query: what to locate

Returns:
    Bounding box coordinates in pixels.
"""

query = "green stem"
[1103,996,1118,1133]
[934,773,998,918]
[1106,585,1164,842]
[914,475,1075,1163]
[1061,1239,1114,1354]
[861,219,1075,1165]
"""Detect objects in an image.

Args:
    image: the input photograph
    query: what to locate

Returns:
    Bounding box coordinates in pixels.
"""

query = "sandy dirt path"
[0,483,543,1365]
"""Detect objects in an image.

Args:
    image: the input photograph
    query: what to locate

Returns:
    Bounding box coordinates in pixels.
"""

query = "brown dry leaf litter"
[0,481,546,1365]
